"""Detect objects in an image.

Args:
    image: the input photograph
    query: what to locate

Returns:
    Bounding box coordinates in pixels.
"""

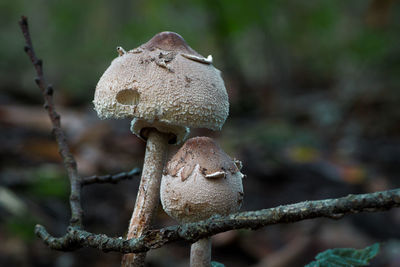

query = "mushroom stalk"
[190,238,211,267]
[121,129,169,267]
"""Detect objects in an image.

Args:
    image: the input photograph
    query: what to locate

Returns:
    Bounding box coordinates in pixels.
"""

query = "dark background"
[1,0,400,266]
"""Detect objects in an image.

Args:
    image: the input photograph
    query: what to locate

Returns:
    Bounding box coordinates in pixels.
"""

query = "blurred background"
[1,0,400,266]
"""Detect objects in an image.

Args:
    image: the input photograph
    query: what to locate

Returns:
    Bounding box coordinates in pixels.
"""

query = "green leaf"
[305,243,380,267]
[211,261,226,267]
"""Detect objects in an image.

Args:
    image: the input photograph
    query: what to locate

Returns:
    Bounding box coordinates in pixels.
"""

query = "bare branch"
[19,16,83,227]
[82,168,141,186]
[35,188,400,253]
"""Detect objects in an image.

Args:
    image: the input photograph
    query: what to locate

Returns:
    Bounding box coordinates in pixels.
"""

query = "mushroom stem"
[190,238,212,267]
[121,129,169,267]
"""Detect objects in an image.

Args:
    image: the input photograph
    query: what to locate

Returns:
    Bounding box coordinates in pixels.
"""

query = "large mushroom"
[93,32,229,266]
[160,137,244,267]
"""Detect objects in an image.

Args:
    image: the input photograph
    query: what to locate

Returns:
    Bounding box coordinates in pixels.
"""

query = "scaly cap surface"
[160,137,244,223]
[93,32,229,144]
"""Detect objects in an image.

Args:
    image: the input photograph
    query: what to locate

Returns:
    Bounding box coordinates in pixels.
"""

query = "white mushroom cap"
[160,137,244,223]
[93,32,229,144]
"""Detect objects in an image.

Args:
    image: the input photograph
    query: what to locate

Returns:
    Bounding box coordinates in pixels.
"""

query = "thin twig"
[82,168,141,186]
[19,16,83,227]
[35,188,400,253]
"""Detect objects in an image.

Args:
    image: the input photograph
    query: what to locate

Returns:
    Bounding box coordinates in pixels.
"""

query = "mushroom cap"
[160,137,244,223]
[93,32,229,144]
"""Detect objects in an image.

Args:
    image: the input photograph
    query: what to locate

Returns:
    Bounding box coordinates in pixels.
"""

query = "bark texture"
[35,189,400,253]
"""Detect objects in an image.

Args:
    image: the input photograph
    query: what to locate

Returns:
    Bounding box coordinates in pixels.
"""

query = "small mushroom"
[160,137,244,267]
[94,32,229,267]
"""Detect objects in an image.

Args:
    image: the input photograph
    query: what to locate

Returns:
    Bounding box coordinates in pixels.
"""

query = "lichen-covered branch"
[82,168,141,186]
[19,16,83,227]
[35,188,400,253]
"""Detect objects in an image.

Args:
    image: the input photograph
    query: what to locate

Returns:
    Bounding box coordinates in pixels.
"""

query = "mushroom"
[160,137,244,267]
[93,32,229,266]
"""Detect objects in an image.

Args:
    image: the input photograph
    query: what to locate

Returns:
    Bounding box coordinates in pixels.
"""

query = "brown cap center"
[141,31,201,56]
